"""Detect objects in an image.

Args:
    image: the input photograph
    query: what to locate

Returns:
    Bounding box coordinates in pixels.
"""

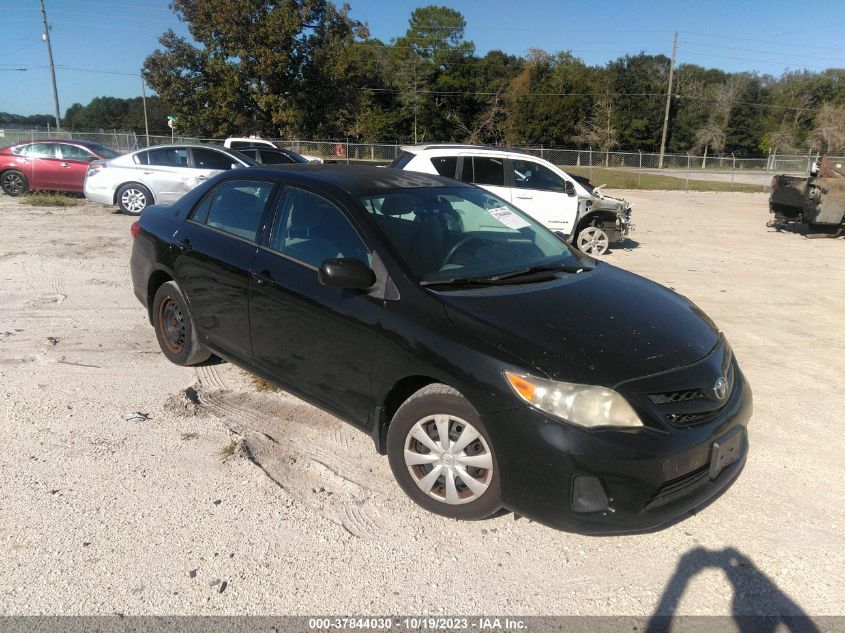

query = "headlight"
[504,370,643,429]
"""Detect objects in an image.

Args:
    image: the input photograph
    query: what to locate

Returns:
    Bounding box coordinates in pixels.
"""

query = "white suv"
[390,144,632,255]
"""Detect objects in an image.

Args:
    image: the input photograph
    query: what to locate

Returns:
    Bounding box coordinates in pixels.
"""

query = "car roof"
[131,143,236,154]
[222,164,462,194]
[10,139,103,147]
[401,143,533,156]
[235,146,290,152]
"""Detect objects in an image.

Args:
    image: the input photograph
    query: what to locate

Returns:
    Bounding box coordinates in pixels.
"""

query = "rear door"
[458,155,511,202]
[507,157,580,235]
[57,143,96,192]
[172,179,275,361]
[248,186,380,427]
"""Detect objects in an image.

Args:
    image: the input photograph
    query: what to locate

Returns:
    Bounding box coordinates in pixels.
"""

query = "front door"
[507,158,580,235]
[20,142,64,190]
[249,186,380,428]
[172,179,275,361]
[57,144,96,192]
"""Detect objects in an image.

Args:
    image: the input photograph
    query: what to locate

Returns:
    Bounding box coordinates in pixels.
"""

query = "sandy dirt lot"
[0,190,843,617]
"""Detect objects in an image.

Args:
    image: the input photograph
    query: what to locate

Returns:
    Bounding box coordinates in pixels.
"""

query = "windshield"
[359,186,581,283]
[282,149,311,164]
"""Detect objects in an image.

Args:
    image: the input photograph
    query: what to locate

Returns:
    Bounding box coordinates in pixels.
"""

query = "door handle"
[60,163,70,168]
[143,170,153,175]
[177,238,192,253]
[250,271,273,286]
[196,175,207,180]
[515,194,533,199]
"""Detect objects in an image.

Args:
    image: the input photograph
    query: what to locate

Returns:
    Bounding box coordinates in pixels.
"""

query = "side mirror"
[318,258,375,290]
[563,181,575,195]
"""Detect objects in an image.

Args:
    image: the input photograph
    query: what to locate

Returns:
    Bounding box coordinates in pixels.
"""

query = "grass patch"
[20,193,82,207]
[251,376,280,392]
[218,439,238,459]
[181,432,199,441]
[564,167,762,192]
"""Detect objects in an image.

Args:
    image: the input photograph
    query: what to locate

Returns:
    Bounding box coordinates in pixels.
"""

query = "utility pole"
[39,0,61,130]
[658,31,678,169]
[140,75,150,147]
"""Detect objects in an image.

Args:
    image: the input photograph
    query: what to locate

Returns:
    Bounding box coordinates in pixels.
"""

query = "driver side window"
[270,188,370,268]
[512,160,567,192]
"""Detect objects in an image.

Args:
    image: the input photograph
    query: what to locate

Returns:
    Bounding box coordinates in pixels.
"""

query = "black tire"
[116,183,152,216]
[151,281,210,366]
[1,170,28,196]
[387,384,501,520]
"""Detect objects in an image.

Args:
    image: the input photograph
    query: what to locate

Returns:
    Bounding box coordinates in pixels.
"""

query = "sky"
[2,0,845,118]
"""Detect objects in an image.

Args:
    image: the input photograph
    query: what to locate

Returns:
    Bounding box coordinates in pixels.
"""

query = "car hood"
[438,263,719,387]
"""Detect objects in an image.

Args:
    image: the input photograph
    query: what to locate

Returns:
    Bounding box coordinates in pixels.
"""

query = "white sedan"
[84,144,256,215]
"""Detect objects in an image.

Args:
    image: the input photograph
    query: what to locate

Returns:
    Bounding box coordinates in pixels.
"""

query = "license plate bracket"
[709,427,744,479]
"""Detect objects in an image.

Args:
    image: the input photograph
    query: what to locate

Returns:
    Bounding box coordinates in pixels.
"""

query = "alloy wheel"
[121,188,147,214]
[2,172,25,195]
[403,414,494,505]
[577,226,609,255]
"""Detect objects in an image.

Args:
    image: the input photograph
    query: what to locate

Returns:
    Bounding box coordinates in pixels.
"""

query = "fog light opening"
[571,475,610,513]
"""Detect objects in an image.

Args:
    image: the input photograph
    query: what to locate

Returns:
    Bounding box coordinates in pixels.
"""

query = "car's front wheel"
[576,224,609,255]
[1,170,28,196]
[387,384,501,520]
[152,281,210,366]
[117,183,152,215]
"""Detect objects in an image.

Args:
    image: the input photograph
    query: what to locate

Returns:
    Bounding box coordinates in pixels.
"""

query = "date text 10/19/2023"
[308,617,528,631]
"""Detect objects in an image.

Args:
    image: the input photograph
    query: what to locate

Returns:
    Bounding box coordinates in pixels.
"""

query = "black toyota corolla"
[130,165,752,534]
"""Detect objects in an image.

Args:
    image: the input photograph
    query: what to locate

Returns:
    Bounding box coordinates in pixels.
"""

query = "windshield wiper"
[420,263,592,287]
[484,262,592,282]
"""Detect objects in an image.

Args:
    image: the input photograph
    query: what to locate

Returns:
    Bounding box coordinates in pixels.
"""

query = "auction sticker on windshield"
[487,206,530,229]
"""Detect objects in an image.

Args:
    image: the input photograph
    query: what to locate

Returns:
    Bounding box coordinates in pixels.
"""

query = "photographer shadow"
[645,547,819,633]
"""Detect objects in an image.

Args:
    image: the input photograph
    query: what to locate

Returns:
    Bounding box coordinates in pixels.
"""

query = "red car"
[0,140,121,196]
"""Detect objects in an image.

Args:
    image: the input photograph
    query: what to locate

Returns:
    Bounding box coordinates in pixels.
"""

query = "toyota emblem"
[713,376,729,401]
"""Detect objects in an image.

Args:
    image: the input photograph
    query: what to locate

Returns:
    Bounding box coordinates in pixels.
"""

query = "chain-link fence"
[3,126,836,190]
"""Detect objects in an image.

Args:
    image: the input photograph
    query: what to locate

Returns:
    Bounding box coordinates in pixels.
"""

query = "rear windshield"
[388,151,415,169]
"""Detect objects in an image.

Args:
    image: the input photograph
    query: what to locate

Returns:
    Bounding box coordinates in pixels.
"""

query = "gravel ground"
[0,190,843,617]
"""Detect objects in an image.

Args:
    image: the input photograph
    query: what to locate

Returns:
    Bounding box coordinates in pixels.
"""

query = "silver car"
[84,144,256,215]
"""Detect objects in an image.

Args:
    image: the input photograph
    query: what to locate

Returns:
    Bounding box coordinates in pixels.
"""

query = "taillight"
[130,221,141,239]
[86,161,106,177]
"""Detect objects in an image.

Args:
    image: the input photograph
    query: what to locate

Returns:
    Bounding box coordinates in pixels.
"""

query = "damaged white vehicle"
[390,144,633,255]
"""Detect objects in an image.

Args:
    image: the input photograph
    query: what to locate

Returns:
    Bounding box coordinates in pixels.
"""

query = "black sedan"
[129,165,752,534]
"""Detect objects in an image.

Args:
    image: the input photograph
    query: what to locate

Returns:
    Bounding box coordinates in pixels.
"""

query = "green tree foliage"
[121,2,842,153]
[63,96,171,133]
[142,0,366,137]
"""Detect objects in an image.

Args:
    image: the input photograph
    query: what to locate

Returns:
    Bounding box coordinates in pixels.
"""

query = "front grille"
[649,389,705,404]
[646,465,710,509]
[665,412,711,426]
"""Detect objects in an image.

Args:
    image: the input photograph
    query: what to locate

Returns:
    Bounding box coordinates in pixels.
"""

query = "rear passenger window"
[260,150,294,165]
[430,156,457,178]
[270,187,370,267]
[147,147,189,167]
[470,157,505,186]
[197,181,273,241]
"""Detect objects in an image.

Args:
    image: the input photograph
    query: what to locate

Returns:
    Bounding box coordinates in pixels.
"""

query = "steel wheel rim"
[3,173,23,195]
[404,414,493,505]
[158,296,186,354]
[578,226,608,255]
[121,188,147,213]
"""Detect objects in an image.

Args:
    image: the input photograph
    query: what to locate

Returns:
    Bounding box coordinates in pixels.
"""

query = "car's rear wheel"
[576,225,609,255]
[152,281,210,366]
[387,384,501,520]
[1,170,28,196]
[117,183,152,215]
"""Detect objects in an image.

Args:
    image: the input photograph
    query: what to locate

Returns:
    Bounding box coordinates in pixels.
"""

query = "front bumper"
[482,369,752,535]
